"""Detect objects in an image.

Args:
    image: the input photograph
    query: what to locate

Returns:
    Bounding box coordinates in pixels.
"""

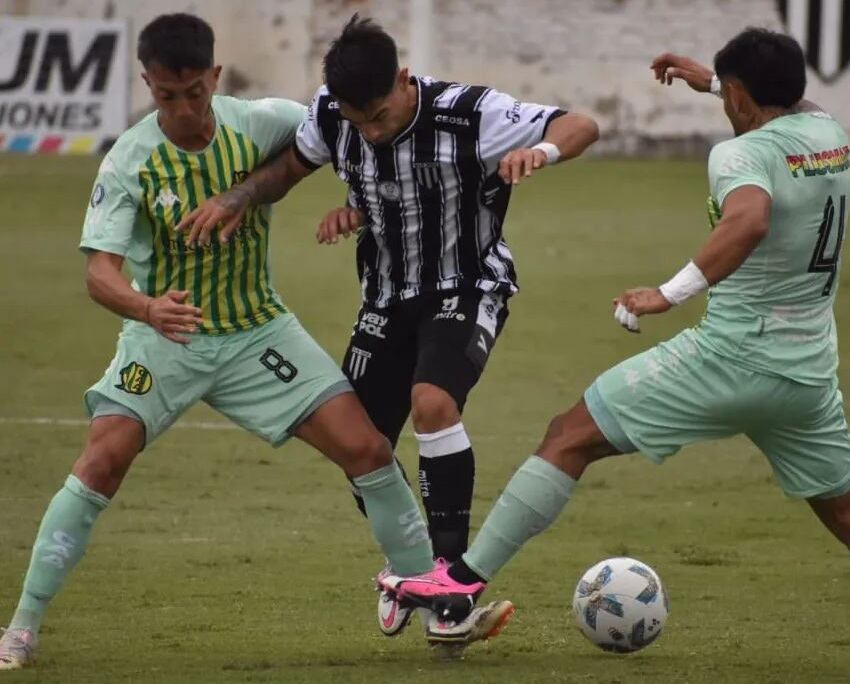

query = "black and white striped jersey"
[294,77,567,308]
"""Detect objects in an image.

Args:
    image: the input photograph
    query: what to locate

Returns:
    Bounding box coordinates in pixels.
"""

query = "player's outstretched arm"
[650,53,714,92]
[498,112,599,185]
[613,186,771,332]
[86,251,203,344]
[176,146,314,248]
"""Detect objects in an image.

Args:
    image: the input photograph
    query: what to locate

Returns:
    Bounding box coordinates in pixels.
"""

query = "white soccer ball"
[572,557,669,653]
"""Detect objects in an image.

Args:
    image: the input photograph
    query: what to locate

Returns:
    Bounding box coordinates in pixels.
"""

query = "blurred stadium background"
[1,1,849,682]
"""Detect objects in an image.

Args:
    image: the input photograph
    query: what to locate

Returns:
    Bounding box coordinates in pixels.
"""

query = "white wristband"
[658,261,709,305]
[532,141,560,165]
[709,73,722,98]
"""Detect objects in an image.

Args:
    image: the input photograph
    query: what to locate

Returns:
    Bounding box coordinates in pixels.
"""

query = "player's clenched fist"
[317,206,364,244]
[612,287,672,333]
[144,290,204,344]
[498,147,549,185]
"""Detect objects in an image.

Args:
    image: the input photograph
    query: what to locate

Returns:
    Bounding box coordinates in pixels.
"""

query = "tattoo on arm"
[236,147,312,206]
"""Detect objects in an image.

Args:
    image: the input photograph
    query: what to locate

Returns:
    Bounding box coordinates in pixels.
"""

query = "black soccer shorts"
[341,288,509,446]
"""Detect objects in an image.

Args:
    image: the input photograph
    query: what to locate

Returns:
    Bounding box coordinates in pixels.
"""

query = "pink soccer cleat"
[377,559,487,622]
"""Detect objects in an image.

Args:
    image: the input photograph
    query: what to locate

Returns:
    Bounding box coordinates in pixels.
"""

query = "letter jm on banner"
[0,17,129,153]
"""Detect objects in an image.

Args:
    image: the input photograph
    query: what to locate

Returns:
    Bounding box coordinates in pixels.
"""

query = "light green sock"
[9,475,110,633]
[464,455,576,581]
[353,462,433,576]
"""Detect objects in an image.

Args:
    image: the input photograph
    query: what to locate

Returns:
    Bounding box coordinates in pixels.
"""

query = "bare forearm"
[87,261,150,322]
[239,146,312,206]
[546,113,600,161]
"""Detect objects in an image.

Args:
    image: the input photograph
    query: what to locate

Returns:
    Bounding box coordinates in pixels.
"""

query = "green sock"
[9,475,110,633]
[464,455,576,581]
[353,462,433,576]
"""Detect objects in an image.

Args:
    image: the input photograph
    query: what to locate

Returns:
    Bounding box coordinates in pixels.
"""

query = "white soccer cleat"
[0,627,38,671]
[377,589,415,636]
[425,599,515,657]
[376,564,418,637]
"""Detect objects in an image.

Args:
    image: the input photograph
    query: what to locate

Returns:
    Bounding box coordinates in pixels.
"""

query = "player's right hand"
[176,187,252,248]
[317,206,364,244]
[650,53,713,92]
[612,287,673,333]
[144,290,204,344]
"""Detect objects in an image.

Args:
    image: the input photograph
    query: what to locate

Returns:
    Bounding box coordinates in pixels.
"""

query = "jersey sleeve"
[477,89,567,170]
[294,87,333,170]
[708,138,774,208]
[246,97,307,161]
[79,155,140,256]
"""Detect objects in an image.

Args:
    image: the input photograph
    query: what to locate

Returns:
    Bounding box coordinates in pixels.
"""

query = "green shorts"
[85,313,351,447]
[585,329,850,500]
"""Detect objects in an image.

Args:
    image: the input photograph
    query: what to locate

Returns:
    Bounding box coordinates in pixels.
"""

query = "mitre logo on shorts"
[115,362,152,395]
[434,295,466,321]
[358,312,388,338]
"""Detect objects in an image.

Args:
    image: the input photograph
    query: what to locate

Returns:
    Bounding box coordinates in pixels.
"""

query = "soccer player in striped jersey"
[379,29,850,619]
[178,15,599,637]
[0,14,513,671]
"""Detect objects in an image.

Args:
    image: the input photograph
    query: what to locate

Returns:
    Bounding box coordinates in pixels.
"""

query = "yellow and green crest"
[115,362,153,395]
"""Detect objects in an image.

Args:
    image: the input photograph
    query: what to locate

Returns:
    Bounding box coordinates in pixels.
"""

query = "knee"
[536,413,594,477]
[73,418,142,496]
[343,431,394,478]
[411,384,460,433]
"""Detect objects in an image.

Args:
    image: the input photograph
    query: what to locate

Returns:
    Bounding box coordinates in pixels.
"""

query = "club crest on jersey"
[378,181,401,202]
[154,188,181,209]
[232,170,249,185]
[413,162,441,190]
[115,362,153,395]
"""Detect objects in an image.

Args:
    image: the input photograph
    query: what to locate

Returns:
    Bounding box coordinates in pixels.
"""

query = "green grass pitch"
[0,153,848,683]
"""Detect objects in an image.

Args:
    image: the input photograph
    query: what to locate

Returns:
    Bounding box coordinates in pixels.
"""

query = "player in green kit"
[377,28,850,611]
[0,14,509,671]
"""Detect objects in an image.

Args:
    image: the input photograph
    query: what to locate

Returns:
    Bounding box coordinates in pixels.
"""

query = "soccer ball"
[572,557,669,653]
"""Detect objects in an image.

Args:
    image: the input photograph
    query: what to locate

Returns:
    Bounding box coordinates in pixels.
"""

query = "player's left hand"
[317,206,364,244]
[176,186,252,248]
[612,287,673,333]
[498,148,548,185]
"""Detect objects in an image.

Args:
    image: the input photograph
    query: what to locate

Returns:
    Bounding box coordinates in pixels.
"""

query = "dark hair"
[137,13,214,72]
[714,27,805,108]
[323,14,399,109]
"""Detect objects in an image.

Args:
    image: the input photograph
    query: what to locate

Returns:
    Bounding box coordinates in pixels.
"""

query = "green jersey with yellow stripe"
[80,95,306,334]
